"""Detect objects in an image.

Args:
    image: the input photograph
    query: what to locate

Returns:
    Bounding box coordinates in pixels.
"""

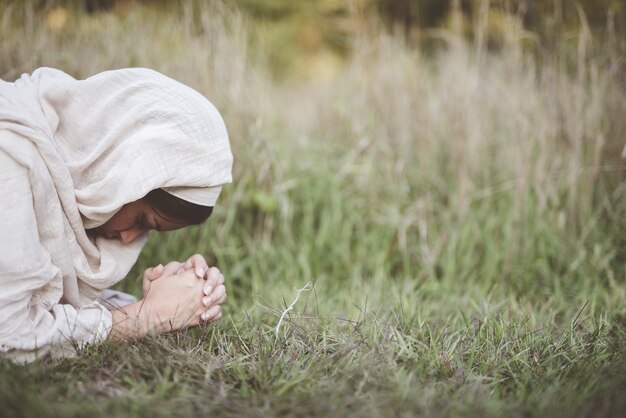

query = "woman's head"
[28,68,232,229]
[90,189,213,244]
[6,67,232,285]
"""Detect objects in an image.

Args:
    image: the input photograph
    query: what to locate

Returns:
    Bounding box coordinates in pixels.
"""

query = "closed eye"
[137,214,148,229]
[138,213,161,231]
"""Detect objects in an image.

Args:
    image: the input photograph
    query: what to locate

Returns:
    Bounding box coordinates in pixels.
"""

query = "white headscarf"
[0,67,233,294]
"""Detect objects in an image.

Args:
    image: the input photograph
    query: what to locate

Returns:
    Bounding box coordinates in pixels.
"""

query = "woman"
[0,67,233,362]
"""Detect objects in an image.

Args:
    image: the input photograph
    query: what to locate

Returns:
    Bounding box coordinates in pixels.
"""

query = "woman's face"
[89,198,189,244]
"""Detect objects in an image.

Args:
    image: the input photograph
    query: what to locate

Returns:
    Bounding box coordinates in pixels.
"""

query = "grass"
[1,1,626,417]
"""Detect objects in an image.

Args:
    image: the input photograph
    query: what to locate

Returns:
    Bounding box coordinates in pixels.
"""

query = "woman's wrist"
[108,300,151,340]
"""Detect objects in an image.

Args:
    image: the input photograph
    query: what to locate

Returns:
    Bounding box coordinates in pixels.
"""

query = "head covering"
[0,67,233,292]
[36,68,232,225]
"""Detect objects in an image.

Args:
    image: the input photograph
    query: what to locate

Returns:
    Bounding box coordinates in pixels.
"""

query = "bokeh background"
[2,1,626,417]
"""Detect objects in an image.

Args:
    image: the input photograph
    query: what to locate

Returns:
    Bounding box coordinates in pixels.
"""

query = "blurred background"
[4,0,625,79]
[1,0,625,318]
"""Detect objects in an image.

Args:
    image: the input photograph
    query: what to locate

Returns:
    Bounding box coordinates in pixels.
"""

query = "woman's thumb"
[151,264,164,279]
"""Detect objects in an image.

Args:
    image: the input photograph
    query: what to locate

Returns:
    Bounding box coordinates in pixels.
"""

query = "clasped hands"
[109,254,227,340]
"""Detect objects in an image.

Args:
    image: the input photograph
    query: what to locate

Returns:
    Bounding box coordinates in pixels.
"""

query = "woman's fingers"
[201,305,221,322]
[208,293,227,309]
[201,284,226,307]
[142,264,164,296]
[203,267,223,296]
[199,271,226,323]
[147,261,183,281]
[162,261,183,276]
[151,264,164,279]
[183,253,209,278]
[143,264,164,282]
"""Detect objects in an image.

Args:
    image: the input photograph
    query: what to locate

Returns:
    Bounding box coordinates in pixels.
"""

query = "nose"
[119,228,147,244]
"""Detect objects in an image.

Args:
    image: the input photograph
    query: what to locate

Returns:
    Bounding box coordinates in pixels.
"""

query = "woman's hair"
[145,189,213,226]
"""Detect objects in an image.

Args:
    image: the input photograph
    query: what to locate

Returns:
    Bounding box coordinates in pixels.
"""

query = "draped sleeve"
[0,132,112,362]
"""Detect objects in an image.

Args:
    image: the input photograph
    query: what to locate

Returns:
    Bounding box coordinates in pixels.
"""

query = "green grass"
[1,1,626,417]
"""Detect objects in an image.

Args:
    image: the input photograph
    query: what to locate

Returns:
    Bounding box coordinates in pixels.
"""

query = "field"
[1,2,626,417]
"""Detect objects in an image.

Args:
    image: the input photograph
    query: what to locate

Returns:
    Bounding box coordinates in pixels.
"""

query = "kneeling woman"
[0,68,233,362]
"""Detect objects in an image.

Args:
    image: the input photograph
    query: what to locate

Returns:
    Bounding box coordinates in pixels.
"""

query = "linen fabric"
[0,68,233,361]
